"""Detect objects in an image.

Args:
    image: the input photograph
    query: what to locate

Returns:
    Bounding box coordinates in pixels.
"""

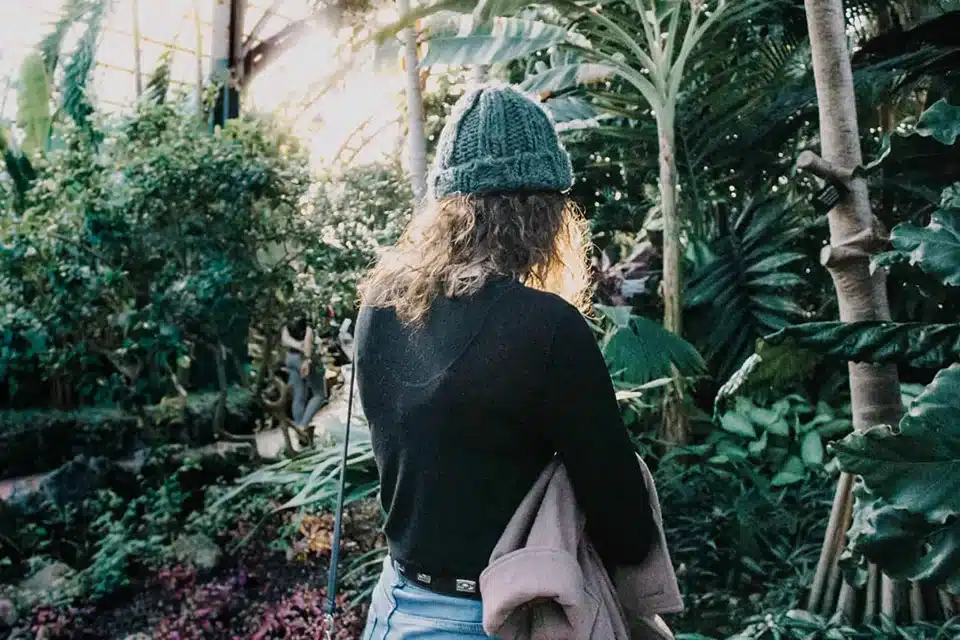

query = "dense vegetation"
[1,0,958,638]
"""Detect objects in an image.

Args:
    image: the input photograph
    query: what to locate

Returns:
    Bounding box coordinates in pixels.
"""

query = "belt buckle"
[455,578,477,594]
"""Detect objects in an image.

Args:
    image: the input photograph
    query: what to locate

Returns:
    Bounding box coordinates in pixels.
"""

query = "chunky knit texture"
[428,85,574,198]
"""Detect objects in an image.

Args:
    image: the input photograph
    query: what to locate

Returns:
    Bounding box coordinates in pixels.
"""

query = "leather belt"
[393,559,482,600]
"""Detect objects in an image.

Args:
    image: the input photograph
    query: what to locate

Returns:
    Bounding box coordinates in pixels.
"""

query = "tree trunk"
[211,0,244,128]
[398,0,428,204]
[132,0,143,98]
[801,0,907,624]
[658,123,682,337]
[656,118,688,445]
[193,0,205,116]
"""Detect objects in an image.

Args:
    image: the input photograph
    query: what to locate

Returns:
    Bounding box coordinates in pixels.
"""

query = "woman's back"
[356,276,653,578]
[355,84,654,638]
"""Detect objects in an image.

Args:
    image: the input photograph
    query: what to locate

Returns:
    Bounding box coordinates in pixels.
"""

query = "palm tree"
[398,0,429,203]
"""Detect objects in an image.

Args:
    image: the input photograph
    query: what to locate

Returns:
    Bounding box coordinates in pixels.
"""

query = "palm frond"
[144,49,173,105]
[62,0,106,131]
[686,195,814,379]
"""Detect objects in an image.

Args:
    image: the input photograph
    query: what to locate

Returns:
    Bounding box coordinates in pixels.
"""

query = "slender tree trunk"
[193,0,205,115]
[657,118,688,445]
[801,0,907,624]
[132,0,143,98]
[398,0,428,204]
[658,123,681,336]
[211,0,244,128]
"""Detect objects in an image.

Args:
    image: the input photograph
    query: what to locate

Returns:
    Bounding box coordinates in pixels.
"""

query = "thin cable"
[323,347,357,640]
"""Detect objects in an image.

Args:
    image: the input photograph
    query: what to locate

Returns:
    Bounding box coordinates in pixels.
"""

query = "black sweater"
[355,277,654,578]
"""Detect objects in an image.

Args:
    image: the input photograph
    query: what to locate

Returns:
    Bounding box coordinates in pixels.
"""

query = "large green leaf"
[886,207,960,288]
[596,305,706,385]
[544,95,600,123]
[16,53,53,155]
[833,363,960,524]
[835,364,960,591]
[914,99,960,146]
[519,62,614,95]
[686,195,812,379]
[764,321,960,369]
[421,17,566,66]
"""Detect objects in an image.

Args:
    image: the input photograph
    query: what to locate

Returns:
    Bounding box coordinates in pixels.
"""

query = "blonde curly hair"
[359,191,591,326]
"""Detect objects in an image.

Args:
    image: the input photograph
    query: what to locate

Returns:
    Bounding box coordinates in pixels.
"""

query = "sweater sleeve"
[539,303,655,568]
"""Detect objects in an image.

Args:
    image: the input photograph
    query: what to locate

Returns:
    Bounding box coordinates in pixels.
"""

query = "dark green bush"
[0,388,259,478]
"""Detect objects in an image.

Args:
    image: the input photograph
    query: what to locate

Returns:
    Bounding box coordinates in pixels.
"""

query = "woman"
[355,85,655,639]
[281,315,326,427]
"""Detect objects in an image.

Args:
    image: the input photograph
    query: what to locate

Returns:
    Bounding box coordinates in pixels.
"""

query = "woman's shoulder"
[497,282,589,340]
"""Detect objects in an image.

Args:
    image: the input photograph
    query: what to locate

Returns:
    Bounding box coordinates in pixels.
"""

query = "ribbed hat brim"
[429,149,573,198]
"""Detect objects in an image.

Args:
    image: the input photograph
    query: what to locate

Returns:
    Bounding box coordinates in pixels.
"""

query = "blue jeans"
[285,351,327,426]
[362,557,493,639]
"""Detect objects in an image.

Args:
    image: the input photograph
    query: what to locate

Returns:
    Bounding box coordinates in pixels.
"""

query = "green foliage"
[306,158,412,320]
[868,100,960,210]
[685,196,813,379]
[0,102,313,408]
[765,321,960,369]
[0,408,138,479]
[421,17,568,67]
[16,53,53,155]
[833,364,960,594]
[594,304,706,386]
[873,186,960,287]
[714,608,960,639]
[708,394,851,483]
[1,447,266,604]
[774,174,960,594]
[0,388,258,479]
[212,439,379,525]
[913,99,960,146]
[61,0,105,133]
[657,456,834,637]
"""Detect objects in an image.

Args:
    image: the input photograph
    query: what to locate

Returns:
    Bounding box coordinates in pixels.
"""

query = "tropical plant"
[758,171,960,624]
[685,195,815,380]
[0,102,313,413]
[594,303,706,386]
[709,393,850,483]
[210,438,380,551]
[762,175,960,594]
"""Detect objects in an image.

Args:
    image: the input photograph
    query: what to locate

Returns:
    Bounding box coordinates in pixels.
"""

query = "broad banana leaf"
[544,95,600,123]
[833,364,960,593]
[421,17,566,66]
[764,321,960,369]
[519,62,615,95]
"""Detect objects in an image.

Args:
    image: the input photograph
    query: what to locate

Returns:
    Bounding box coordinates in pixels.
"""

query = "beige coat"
[479,455,683,639]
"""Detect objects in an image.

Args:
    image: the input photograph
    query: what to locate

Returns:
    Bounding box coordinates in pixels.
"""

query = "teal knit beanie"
[427,84,574,199]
